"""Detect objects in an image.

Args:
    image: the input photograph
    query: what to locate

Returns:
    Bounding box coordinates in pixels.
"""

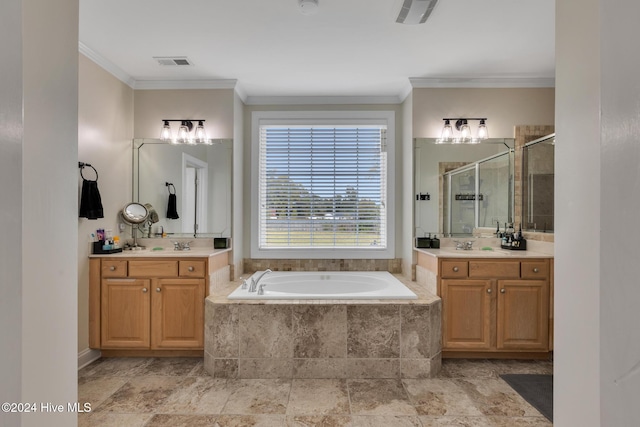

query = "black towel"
[167,193,179,219]
[79,179,104,219]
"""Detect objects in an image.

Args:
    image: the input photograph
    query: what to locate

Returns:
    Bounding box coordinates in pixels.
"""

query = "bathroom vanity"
[89,247,230,356]
[415,247,553,359]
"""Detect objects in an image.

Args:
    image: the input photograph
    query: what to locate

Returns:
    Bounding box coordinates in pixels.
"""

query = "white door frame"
[182,153,208,235]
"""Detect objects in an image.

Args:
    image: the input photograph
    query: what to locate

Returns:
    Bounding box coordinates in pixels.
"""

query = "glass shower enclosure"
[443,150,514,235]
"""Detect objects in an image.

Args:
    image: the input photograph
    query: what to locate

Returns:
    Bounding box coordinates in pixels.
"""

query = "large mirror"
[521,134,554,232]
[414,138,515,237]
[133,138,232,238]
[442,150,513,235]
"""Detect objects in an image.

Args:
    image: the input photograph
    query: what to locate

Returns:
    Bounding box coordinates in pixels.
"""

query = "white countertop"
[415,247,552,259]
[89,247,230,258]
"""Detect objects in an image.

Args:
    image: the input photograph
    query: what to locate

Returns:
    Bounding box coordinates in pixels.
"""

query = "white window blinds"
[259,125,387,249]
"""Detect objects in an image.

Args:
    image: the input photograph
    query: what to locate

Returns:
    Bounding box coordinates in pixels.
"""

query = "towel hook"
[79,162,98,181]
[165,182,176,194]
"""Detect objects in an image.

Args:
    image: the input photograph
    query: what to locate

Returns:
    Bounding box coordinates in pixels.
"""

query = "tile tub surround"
[205,277,441,379]
[244,258,402,273]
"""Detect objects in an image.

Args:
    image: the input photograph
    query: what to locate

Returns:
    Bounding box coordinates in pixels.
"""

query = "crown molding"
[244,95,404,106]
[234,84,248,103]
[409,77,555,88]
[79,42,238,92]
[398,82,414,103]
[79,42,136,88]
[132,79,238,90]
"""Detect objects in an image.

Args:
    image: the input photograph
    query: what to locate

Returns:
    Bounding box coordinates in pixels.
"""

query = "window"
[251,111,395,259]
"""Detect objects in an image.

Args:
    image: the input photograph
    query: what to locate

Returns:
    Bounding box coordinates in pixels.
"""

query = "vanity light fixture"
[437,118,489,144]
[159,119,211,145]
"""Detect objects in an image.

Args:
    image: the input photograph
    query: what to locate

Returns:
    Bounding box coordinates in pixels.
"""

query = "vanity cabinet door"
[101,278,150,349]
[496,280,549,350]
[442,279,493,350]
[151,278,205,349]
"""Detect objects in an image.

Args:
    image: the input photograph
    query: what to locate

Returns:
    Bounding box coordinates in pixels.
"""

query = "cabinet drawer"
[441,260,468,278]
[521,261,549,279]
[469,261,520,279]
[102,260,128,277]
[179,260,206,277]
[129,260,178,277]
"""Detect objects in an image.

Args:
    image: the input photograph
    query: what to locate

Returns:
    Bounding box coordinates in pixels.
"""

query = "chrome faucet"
[454,240,475,250]
[171,241,191,251]
[249,269,272,292]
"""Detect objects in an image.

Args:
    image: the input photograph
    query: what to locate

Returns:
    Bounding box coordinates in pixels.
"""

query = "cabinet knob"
[142,288,148,293]
[188,266,194,272]
[156,287,161,293]
[500,288,506,294]
[109,266,116,271]
[453,266,459,272]
[487,288,492,294]
[533,267,539,273]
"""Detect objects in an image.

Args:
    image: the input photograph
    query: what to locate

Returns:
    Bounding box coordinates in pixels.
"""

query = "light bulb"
[160,121,172,141]
[441,119,453,141]
[477,119,489,140]
[459,119,471,141]
[177,121,190,143]
[194,120,207,144]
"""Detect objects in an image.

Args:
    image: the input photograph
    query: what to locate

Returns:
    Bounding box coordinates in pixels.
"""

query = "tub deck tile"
[205,273,442,379]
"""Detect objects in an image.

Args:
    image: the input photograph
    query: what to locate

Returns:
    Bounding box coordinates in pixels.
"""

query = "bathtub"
[227,271,417,300]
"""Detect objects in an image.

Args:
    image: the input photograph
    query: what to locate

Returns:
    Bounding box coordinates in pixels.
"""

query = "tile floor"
[78,357,553,426]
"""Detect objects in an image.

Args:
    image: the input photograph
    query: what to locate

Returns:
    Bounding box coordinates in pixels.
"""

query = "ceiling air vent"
[396,0,439,24]
[153,56,193,66]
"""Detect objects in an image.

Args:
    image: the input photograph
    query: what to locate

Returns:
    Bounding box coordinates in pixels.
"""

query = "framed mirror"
[414,138,515,237]
[132,138,232,238]
[521,134,555,232]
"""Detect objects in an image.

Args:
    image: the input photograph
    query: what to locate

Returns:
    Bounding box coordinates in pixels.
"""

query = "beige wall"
[401,92,414,278]
[555,0,599,424]
[232,93,245,278]
[412,88,555,138]
[134,89,235,139]
[15,0,79,426]
[1,0,24,414]
[77,54,134,357]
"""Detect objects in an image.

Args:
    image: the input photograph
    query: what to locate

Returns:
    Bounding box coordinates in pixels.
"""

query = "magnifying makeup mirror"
[121,202,149,248]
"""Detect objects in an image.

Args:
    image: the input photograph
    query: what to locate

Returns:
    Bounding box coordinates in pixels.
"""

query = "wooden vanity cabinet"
[441,278,493,350]
[152,278,205,349]
[439,258,551,357]
[101,278,150,348]
[90,257,208,354]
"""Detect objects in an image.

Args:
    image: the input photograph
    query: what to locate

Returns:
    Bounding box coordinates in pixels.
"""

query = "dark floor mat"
[500,374,553,422]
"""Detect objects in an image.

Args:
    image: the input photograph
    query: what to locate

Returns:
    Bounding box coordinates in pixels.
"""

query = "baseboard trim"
[78,348,101,370]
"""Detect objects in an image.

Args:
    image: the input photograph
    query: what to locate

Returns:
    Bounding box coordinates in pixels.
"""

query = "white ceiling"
[79,0,555,102]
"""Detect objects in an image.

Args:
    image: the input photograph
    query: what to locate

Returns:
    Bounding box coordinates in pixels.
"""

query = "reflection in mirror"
[443,150,513,235]
[414,138,515,238]
[133,139,232,238]
[478,152,513,228]
[444,164,476,235]
[522,134,554,232]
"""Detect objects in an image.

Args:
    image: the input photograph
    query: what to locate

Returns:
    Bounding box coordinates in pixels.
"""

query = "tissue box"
[415,237,431,248]
[214,238,230,249]
[93,241,123,254]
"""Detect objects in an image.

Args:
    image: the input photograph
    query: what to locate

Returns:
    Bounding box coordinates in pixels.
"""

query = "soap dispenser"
[430,234,440,249]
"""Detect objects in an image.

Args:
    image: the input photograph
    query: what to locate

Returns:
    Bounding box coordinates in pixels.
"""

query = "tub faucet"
[249,269,272,292]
